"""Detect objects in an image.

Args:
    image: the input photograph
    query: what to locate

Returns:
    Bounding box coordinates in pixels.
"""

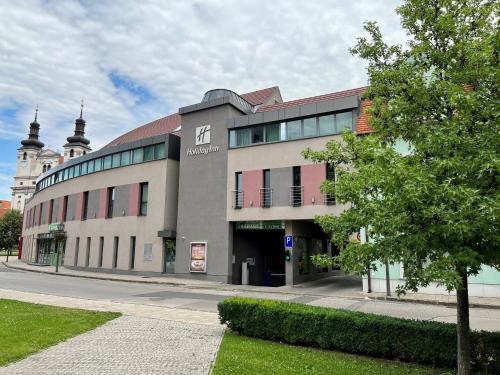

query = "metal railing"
[232,190,244,209]
[323,192,336,206]
[289,186,304,207]
[259,188,273,208]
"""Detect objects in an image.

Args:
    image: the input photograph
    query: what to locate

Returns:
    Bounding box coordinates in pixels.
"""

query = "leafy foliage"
[0,210,23,251]
[218,297,500,371]
[302,0,499,294]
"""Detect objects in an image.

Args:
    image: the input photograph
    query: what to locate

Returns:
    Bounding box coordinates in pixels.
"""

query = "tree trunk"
[456,266,471,375]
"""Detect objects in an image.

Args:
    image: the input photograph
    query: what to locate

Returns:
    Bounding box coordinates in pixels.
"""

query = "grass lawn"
[212,332,453,375]
[0,299,120,366]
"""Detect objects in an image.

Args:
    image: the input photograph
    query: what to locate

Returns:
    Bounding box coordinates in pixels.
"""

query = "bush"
[218,297,500,372]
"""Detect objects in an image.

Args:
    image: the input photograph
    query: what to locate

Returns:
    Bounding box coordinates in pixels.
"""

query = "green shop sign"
[48,223,65,233]
[235,221,284,230]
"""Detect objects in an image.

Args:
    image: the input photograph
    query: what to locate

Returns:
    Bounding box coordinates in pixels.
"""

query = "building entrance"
[232,223,285,286]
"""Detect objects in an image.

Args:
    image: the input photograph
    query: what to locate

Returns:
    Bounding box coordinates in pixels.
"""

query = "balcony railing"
[259,188,273,208]
[232,190,244,209]
[289,186,304,207]
[323,192,336,206]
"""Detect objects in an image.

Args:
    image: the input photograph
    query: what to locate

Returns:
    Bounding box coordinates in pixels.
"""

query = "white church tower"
[11,107,61,212]
[63,101,91,162]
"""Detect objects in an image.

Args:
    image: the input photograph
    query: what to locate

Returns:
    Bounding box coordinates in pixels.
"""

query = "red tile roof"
[240,86,280,106]
[256,86,368,113]
[356,99,372,134]
[105,113,181,147]
[0,200,11,219]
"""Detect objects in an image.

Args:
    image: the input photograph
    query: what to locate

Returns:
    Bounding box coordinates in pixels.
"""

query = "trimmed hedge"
[218,297,500,372]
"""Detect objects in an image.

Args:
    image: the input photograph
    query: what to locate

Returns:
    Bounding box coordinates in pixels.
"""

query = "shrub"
[218,297,499,372]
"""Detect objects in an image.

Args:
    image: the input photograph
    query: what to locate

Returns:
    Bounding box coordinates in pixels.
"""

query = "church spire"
[65,99,90,147]
[21,105,44,149]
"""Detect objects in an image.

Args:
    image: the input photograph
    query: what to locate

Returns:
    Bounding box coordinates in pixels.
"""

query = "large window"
[121,151,131,166]
[82,191,89,220]
[113,237,119,268]
[154,144,166,159]
[228,110,354,149]
[103,155,112,170]
[133,148,143,164]
[144,145,154,161]
[112,153,120,168]
[139,183,148,216]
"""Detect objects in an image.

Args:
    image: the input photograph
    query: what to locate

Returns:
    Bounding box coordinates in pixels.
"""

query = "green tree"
[303,1,499,374]
[0,210,23,253]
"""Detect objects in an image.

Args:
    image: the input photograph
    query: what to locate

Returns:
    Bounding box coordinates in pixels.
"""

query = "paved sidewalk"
[3,259,500,309]
[0,315,224,375]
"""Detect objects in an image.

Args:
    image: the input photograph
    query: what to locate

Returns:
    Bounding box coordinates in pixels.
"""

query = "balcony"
[323,192,336,206]
[259,188,273,208]
[289,186,304,207]
[232,190,244,209]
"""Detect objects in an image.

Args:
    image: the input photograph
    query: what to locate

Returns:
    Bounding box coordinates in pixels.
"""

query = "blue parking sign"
[284,235,293,248]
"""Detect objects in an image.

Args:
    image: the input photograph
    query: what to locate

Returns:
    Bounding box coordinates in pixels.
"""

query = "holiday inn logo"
[195,125,211,145]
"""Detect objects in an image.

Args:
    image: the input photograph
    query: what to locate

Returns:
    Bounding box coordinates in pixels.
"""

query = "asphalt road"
[1,263,499,331]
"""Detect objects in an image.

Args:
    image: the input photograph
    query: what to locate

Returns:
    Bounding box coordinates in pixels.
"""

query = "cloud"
[0,0,405,151]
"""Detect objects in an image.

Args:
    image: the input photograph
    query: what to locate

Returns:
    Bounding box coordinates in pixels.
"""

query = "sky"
[0,0,405,201]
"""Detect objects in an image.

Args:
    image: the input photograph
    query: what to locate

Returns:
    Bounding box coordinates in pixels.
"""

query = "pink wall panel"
[75,192,84,221]
[242,170,263,208]
[57,197,65,222]
[98,188,108,219]
[46,200,52,224]
[301,164,326,206]
[129,183,140,216]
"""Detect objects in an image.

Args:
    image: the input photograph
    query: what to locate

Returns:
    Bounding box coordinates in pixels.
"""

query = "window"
[121,151,131,166]
[144,146,154,161]
[47,165,51,170]
[139,183,148,216]
[326,164,336,205]
[237,128,251,147]
[87,159,95,173]
[94,158,102,172]
[74,164,81,177]
[70,149,74,158]
[23,152,27,160]
[98,237,104,267]
[85,237,91,267]
[235,172,243,209]
[81,162,88,175]
[286,120,302,139]
[319,114,335,135]
[251,127,264,144]
[130,236,136,270]
[154,144,166,159]
[63,195,68,222]
[113,237,119,268]
[107,187,115,218]
[74,237,80,266]
[292,166,302,207]
[82,191,89,220]
[63,168,69,180]
[83,151,86,155]
[336,111,353,132]
[43,165,46,173]
[20,182,23,186]
[132,148,143,164]
[103,155,112,170]
[303,117,317,137]
[48,199,54,224]
[263,169,271,208]
[112,153,120,168]
[265,123,280,142]
[229,130,237,148]
[68,167,74,179]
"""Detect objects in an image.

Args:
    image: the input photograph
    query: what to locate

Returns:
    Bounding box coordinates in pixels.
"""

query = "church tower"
[12,107,45,211]
[63,100,91,161]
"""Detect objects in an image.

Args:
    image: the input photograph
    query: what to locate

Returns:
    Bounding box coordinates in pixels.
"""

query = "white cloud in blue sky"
[0,0,405,200]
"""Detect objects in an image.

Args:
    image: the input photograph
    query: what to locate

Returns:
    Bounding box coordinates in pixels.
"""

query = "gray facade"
[175,102,244,283]
[269,167,293,207]
[113,185,130,217]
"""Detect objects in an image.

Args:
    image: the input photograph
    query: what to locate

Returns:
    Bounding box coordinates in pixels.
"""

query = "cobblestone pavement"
[0,315,224,375]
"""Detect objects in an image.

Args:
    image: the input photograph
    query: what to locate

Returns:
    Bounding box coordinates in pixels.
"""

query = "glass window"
[63,169,69,180]
[94,158,102,171]
[265,123,280,143]
[107,187,115,218]
[236,128,251,147]
[87,159,95,173]
[69,167,75,179]
[319,114,335,135]
[133,148,143,163]
[103,155,112,169]
[112,153,121,168]
[81,162,88,175]
[280,123,287,141]
[121,151,131,166]
[287,120,302,139]
[251,127,264,144]
[229,130,236,148]
[144,145,154,161]
[154,144,166,159]
[303,117,317,137]
[336,111,353,132]
[74,164,81,177]
[139,183,148,216]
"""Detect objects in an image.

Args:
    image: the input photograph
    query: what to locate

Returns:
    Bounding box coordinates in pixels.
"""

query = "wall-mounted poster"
[190,242,207,273]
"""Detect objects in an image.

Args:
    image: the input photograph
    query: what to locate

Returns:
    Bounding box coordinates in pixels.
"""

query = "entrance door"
[163,239,176,273]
